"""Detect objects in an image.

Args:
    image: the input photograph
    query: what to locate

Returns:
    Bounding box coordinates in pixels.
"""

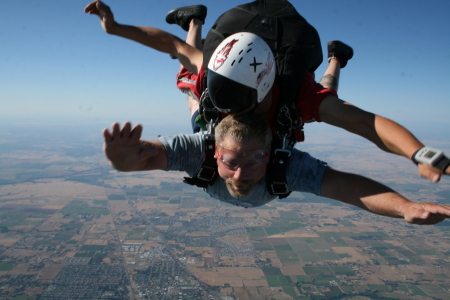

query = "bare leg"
[319,41,354,92]
[319,58,340,91]
[166,5,207,119]
[185,19,203,50]
[184,19,203,116]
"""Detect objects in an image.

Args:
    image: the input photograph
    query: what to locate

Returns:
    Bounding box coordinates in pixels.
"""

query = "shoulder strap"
[183,134,218,188]
[266,134,292,199]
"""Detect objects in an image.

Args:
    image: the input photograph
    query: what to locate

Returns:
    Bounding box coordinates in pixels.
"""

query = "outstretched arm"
[318,95,449,182]
[321,167,450,225]
[84,1,203,74]
[103,122,167,172]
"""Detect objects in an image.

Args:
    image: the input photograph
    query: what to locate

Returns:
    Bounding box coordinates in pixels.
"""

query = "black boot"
[165,5,207,31]
[327,40,354,68]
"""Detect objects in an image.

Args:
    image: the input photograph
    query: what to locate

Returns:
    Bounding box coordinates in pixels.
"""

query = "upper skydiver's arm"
[85,1,203,74]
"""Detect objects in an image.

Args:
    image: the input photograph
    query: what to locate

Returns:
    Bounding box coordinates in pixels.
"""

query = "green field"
[0,262,15,271]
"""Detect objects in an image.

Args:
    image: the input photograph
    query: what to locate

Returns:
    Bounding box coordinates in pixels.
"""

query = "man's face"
[215,136,269,198]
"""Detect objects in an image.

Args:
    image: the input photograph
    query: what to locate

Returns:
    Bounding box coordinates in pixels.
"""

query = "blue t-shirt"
[159,133,327,207]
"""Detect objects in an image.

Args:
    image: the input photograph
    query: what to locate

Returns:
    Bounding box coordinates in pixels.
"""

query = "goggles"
[216,145,269,171]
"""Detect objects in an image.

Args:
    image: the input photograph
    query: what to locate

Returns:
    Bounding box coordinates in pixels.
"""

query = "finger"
[418,164,441,183]
[102,128,112,142]
[130,124,143,141]
[419,211,447,225]
[408,203,450,225]
[121,122,132,138]
[407,208,429,225]
[97,1,112,16]
[423,203,450,216]
[84,2,96,13]
[404,203,430,224]
[85,1,101,15]
[423,215,448,225]
[111,122,121,140]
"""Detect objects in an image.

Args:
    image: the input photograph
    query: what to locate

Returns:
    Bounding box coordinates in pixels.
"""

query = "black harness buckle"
[270,181,290,195]
[268,148,292,197]
[196,166,217,182]
[274,148,291,159]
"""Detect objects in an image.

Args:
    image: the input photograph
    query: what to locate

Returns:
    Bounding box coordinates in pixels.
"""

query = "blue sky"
[1,0,449,141]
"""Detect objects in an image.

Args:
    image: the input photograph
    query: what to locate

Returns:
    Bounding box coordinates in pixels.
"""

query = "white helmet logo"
[213,39,239,71]
[256,54,274,87]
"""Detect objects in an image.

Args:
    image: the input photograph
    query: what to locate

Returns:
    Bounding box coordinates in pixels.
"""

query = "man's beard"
[225,178,256,198]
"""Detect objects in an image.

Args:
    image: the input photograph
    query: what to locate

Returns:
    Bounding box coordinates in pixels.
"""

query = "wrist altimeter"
[412,147,450,172]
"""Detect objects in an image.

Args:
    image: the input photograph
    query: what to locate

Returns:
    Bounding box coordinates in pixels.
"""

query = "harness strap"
[269,148,291,197]
[267,135,292,199]
[183,134,218,188]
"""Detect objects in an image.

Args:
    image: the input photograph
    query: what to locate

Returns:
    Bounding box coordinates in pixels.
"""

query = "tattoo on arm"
[319,74,338,91]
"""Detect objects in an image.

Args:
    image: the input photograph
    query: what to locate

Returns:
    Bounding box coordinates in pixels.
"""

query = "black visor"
[207,70,258,114]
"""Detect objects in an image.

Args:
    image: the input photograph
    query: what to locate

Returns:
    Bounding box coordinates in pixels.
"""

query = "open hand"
[103,122,158,171]
[84,1,116,33]
[403,202,450,225]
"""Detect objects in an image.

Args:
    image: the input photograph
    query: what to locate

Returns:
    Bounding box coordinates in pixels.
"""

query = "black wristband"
[435,156,450,172]
[411,148,421,165]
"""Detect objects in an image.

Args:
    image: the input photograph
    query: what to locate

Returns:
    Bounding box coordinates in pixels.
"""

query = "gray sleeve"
[287,148,328,196]
[158,133,205,177]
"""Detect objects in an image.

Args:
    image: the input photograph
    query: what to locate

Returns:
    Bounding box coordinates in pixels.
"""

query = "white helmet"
[207,32,276,114]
